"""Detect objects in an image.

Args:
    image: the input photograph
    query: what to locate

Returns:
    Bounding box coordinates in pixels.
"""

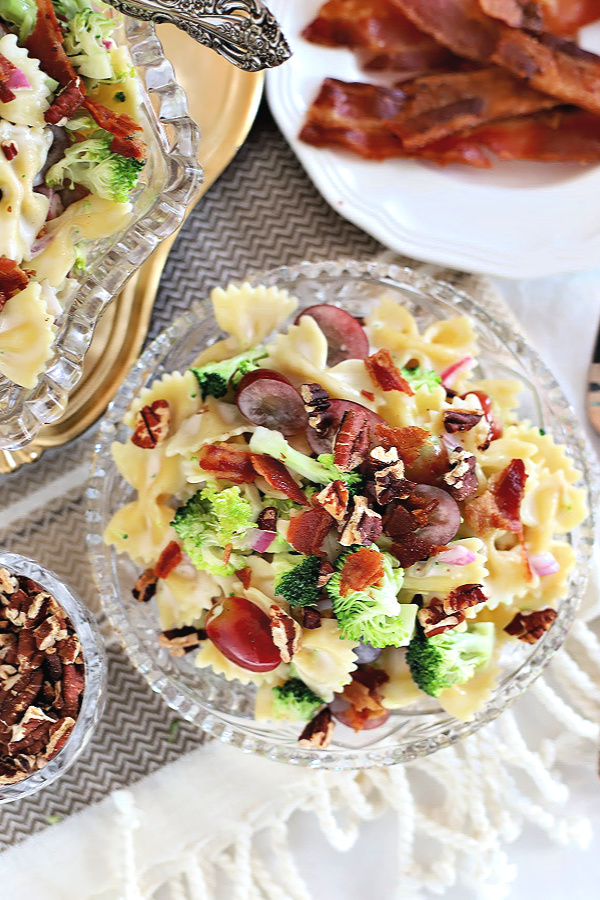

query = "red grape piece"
[411,484,461,545]
[403,435,449,485]
[306,398,385,455]
[236,370,308,436]
[205,596,281,672]
[295,304,369,367]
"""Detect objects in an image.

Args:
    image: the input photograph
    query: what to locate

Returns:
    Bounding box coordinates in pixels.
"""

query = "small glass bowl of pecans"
[0,552,106,803]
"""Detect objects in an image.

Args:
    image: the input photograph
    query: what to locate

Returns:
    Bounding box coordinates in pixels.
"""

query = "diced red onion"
[250,530,276,553]
[434,546,477,566]
[28,233,53,258]
[102,39,115,49]
[5,68,31,91]
[353,641,382,664]
[441,356,475,389]
[528,552,560,577]
[441,432,462,451]
[329,694,349,714]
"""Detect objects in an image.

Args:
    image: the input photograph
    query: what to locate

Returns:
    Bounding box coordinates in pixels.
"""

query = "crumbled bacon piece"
[44,77,84,125]
[313,480,350,522]
[287,508,335,556]
[361,390,376,402]
[339,547,385,597]
[0,52,17,104]
[382,502,417,539]
[251,454,310,506]
[337,667,390,731]
[302,607,322,629]
[464,458,527,534]
[0,142,17,161]
[154,541,182,579]
[235,566,252,590]
[504,607,557,643]
[25,0,78,86]
[334,408,370,471]
[480,0,600,36]
[83,97,145,161]
[199,444,256,484]
[443,408,484,433]
[391,534,446,567]
[418,597,465,637]
[374,424,429,465]
[365,349,414,395]
[0,258,29,302]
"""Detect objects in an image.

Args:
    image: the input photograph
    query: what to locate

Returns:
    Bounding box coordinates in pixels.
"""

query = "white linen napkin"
[2,266,600,900]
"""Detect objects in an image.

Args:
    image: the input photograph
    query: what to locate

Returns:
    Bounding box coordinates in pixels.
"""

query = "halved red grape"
[403,435,449,485]
[306,399,385,455]
[295,304,369,367]
[411,484,461,545]
[205,597,281,672]
[460,389,503,441]
[236,369,308,436]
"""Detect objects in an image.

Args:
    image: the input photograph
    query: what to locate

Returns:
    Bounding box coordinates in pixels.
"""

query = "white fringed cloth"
[3,261,600,900]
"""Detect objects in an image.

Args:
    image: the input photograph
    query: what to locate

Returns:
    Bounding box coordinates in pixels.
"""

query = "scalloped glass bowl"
[0,552,106,803]
[0,17,202,451]
[87,260,597,769]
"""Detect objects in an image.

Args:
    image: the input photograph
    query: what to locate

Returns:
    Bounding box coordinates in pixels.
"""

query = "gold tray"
[0,26,263,473]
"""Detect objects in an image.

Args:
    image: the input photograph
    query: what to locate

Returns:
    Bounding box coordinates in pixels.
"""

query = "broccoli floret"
[401,365,441,391]
[172,481,255,576]
[249,427,362,487]
[47,132,144,203]
[406,622,495,698]
[274,554,321,608]
[1,0,37,41]
[327,548,417,647]
[271,678,324,722]
[63,8,116,81]
[190,349,267,400]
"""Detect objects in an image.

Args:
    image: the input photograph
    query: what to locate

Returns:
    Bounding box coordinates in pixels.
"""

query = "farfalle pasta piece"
[379,648,423,709]
[437,658,500,722]
[0,282,55,388]
[211,283,298,350]
[156,565,234,631]
[291,619,359,702]
[0,35,51,127]
[166,397,257,459]
[0,122,51,263]
[111,441,186,505]
[124,369,201,432]
[195,639,290,687]
[103,498,176,566]
[402,538,488,594]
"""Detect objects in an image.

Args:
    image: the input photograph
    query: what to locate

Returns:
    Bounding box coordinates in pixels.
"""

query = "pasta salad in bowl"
[0,1,201,449]
[87,260,596,767]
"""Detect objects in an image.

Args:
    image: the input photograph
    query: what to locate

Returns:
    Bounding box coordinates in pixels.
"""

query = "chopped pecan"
[269,605,302,663]
[313,480,349,522]
[154,541,182,579]
[158,626,205,658]
[131,399,171,449]
[366,349,414,395]
[300,382,331,434]
[0,569,17,594]
[334,408,369,471]
[418,598,465,637]
[0,757,21,785]
[24,591,50,629]
[302,607,322,629]
[443,448,478,501]
[317,560,335,588]
[16,630,43,674]
[339,496,383,547]
[0,669,44,727]
[339,547,385,596]
[374,458,412,505]
[44,717,76,762]
[368,446,399,469]
[256,507,278,532]
[443,409,483,433]
[44,651,63,683]
[56,635,81,666]
[298,707,334,749]
[61,664,85,712]
[504,608,558,643]
[9,706,54,748]
[33,614,68,651]
[132,568,157,603]
[442,584,487,615]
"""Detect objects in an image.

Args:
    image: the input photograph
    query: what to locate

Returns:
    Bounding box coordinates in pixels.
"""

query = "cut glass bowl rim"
[0,17,203,451]
[86,259,599,769]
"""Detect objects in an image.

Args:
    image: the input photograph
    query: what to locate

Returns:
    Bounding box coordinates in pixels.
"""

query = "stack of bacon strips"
[300,0,600,167]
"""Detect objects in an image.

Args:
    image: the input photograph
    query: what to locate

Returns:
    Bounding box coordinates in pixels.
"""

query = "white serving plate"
[267,0,600,278]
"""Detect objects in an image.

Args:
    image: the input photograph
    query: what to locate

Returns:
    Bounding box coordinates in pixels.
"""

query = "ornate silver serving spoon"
[108,0,291,71]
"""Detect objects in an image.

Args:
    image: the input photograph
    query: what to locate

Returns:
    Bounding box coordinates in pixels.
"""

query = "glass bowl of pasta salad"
[0,1,202,450]
[87,259,596,768]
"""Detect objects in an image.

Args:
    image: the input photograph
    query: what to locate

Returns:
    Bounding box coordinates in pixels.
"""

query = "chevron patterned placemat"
[0,104,384,845]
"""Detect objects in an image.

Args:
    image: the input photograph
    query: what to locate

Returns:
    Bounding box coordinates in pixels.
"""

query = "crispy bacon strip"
[287,508,335,556]
[383,66,557,149]
[251,455,310,507]
[0,258,30,305]
[199,443,256,484]
[25,0,78,86]
[339,547,385,596]
[83,97,145,161]
[391,534,447,567]
[0,52,17,103]
[392,0,600,114]
[303,0,458,72]
[480,0,600,35]
[44,77,85,125]
[154,541,182,579]
[374,424,429,465]
[235,566,252,589]
[366,349,414,394]
[432,106,600,165]
[465,458,527,533]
